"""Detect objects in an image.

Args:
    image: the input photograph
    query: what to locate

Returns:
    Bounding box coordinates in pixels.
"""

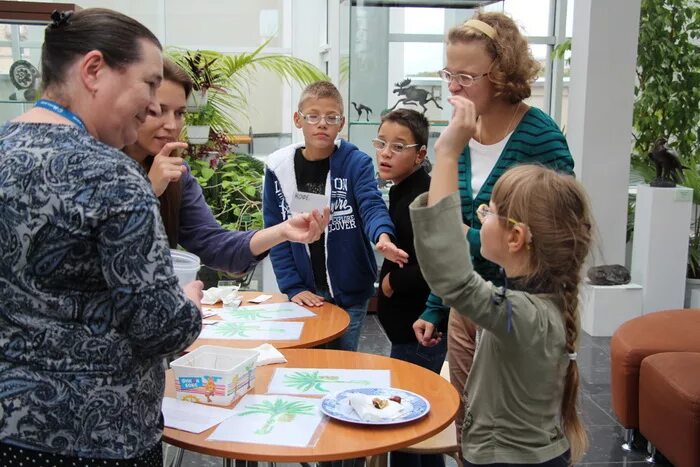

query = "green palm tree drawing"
[238,399,316,435]
[283,371,371,393]
[213,322,286,337]
[223,309,275,321]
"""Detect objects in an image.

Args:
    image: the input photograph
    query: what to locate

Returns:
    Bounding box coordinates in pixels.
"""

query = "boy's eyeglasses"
[476,204,522,226]
[438,69,489,88]
[372,138,421,154]
[298,111,343,126]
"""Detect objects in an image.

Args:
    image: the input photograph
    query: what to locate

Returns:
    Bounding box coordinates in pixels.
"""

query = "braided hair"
[491,164,593,463]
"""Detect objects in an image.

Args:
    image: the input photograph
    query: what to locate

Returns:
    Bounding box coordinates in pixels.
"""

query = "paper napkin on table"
[347,393,405,422]
[201,286,240,306]
[251,343,287,366]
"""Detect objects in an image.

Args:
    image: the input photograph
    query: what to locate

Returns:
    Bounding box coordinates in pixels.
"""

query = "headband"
[464,19,497,40]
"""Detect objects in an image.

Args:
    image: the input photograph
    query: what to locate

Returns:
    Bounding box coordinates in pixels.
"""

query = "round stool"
[639,352,700,467]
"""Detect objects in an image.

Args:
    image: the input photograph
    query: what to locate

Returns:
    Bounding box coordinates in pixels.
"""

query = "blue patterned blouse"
[0,123,202,459]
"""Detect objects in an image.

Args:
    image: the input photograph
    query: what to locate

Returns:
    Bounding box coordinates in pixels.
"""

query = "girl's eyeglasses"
[476,204,521,226]
[476,203,534,244]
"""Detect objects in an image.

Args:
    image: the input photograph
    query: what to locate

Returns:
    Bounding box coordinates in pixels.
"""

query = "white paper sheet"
[198,321,304,340]
[207,394,323,447]
[161,397,235,433]
[267,368,391,396]
[218,303,316,322]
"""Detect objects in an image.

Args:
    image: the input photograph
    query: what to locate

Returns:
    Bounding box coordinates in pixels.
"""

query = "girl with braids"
[410,95,591,466]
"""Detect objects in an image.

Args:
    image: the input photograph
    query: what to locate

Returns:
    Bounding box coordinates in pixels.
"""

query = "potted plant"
[182,52,223,112]
[185,103,216,144]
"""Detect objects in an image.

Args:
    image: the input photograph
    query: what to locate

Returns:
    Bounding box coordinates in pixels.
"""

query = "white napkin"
[201,286,240,305]
[251,343,287,366]
[347,393,405,422]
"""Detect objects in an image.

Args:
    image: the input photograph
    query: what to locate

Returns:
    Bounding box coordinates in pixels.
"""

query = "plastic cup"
[170,250,201,287]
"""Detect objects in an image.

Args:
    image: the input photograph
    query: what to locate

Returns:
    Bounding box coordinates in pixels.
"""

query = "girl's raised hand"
[434,96,478,161]
[149,141,189,197]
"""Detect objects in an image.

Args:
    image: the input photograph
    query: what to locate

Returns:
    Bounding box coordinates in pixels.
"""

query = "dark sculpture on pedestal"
[649,138,687,187]
[387,79,443,115]
[587,264,631,286]
[351,102,373,122]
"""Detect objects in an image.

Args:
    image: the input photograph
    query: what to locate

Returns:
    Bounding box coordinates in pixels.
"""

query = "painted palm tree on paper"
[238,399,316,435]
[283,370,371,393]
[213,322,285,338]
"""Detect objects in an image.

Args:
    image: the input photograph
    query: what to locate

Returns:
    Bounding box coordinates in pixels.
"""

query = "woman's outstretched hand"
[282,207,331,243]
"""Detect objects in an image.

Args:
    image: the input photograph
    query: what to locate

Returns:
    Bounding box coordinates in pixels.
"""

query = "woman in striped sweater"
[413,11,575,449]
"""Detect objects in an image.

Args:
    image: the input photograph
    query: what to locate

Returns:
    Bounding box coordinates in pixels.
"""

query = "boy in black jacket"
[374,109,446,467]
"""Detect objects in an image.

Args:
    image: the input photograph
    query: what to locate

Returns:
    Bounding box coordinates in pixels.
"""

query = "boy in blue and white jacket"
[263,81,408,351]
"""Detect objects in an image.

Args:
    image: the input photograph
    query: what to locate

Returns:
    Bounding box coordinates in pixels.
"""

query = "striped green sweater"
[421,106,574,325]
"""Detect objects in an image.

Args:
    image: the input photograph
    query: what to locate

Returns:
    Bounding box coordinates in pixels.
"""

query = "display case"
[0,2,80,123]
[339,0,503,164]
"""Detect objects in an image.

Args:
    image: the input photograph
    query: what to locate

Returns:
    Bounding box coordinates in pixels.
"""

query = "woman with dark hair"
[124,59,329,275]
[0,8,201,466]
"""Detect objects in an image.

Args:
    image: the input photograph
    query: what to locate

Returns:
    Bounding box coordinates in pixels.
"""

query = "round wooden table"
[187,291,350,352]
[163,349,460,464]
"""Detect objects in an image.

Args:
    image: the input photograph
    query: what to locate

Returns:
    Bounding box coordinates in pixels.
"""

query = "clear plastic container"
[170,249,201,287]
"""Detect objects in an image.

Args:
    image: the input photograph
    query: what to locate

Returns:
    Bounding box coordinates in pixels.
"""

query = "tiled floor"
[165,315,663,467]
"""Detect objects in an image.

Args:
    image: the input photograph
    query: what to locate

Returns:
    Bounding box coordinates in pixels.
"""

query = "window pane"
[566,0,575,37]
[503,0,552,36]
[390,7,446,34]
[523,44,548,112]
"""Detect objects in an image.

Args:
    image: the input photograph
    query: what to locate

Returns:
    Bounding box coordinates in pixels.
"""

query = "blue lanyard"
[34,99,86,131]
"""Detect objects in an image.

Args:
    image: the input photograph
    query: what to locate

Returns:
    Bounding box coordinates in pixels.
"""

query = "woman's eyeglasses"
[298,111,343,126]
[372,138,421,154]
[437,69,489,88]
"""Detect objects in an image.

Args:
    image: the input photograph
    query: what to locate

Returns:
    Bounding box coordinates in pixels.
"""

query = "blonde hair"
[298,80,344,112]
[491,165,592,464]
[447,12,540,104]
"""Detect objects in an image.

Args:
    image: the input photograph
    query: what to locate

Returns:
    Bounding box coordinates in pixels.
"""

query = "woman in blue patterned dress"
[0,8,202,466]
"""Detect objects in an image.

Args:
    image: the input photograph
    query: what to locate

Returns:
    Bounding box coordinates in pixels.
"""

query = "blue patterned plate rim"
[320,387,430,425]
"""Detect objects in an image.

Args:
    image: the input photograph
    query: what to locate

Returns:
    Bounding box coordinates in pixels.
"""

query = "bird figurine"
[351,102,373,122]
[648,138,687,187]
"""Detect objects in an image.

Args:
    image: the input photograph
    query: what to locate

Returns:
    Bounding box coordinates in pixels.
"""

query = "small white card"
[202,308,219,319]
[249,294,273,304]
[290,191,329,214]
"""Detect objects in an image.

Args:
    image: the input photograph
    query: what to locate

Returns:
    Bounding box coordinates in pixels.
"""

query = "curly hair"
[447,12,540,104]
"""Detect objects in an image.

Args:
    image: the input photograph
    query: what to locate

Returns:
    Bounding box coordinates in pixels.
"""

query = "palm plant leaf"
[167,40,328,135]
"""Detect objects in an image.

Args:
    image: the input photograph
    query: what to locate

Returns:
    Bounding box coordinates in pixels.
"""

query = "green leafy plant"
[238,399,316,435]
[633,0,700,278]
[188,152,265,231]
[185,103,217,127]
[632,0,700,170]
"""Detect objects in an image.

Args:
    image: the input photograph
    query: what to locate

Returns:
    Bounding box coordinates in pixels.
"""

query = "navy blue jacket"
[263,140,395,307]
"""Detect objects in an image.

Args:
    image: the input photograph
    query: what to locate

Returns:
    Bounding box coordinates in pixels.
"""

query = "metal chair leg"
[646,442,657,464]
[621,428,635,452]
[170,447,184,467]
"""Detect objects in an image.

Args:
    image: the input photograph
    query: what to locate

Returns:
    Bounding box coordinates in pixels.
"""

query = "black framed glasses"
[438,69,489,87]
[372,138,421,155]
[298,111,343,126]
